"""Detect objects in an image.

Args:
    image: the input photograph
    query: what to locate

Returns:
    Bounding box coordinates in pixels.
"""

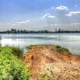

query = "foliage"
[9,46,23,58]
[26,45,33,50]
[0,46,30,80]
[55,45,70,54]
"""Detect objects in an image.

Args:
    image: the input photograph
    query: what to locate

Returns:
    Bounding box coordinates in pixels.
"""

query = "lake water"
[0,33,80,55]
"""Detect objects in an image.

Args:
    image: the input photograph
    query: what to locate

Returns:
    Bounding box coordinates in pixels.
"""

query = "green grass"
[7,46,23,58]
[26,45,33,50]
[54,45,70,54]
[0,46,30,80]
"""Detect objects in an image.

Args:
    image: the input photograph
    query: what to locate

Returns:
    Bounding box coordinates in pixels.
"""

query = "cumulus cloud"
[56,5,69,11]
[66,11,80,16]
[55,5,69,18]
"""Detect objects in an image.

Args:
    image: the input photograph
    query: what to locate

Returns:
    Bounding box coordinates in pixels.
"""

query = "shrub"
[55,45,69,53]
[10,46,23,58]
[3,46,23,58]
[26,45,33,50]
[0,47,30,80]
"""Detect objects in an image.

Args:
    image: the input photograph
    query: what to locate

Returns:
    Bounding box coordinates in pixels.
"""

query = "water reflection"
[0,33,80,55]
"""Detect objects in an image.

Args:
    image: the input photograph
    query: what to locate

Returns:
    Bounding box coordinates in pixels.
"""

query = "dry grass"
[23,45,80,80]
[39,62,80,80]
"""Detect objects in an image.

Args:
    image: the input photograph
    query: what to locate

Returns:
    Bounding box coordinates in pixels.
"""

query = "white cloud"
[15,20,30,24]
[66,11,80,16]
[42,13,55,19]
[56,5,69,11]
[10,20,31,30]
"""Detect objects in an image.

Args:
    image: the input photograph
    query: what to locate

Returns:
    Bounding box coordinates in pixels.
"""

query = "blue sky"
[0,0,80,30]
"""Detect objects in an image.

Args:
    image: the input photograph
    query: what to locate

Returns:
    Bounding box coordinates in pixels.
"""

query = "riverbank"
[0,45,80,80]
[23,45,80,80]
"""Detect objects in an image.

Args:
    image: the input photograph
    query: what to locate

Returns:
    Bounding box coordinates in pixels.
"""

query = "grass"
[38,62,80,80]
[54,45,70,54]
[0,46,30,80]
[26,45,33,50]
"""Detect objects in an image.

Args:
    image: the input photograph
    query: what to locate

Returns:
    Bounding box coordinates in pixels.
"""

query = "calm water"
[0,33,80,55]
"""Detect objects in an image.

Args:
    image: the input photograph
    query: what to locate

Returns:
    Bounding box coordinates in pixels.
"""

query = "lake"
[0,33,80,55]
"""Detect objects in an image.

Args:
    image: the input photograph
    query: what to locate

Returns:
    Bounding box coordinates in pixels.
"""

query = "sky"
[0,0,80,31]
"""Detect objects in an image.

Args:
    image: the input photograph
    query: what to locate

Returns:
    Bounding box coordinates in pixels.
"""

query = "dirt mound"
[23,45,80,80]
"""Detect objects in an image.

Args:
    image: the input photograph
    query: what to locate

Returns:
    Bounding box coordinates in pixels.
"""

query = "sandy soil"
[23,45,80,80]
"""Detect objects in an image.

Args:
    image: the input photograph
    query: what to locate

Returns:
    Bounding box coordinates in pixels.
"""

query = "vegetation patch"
[0,46,30,80]
[54,45,70,54]
[26,45,34,50]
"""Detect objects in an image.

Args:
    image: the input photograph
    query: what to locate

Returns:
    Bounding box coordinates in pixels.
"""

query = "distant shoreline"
[1,29,80,34]
[1,31,80,34]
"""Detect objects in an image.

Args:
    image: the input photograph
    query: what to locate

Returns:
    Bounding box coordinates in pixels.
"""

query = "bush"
[3,46,23,58]
[26,45,33,50]
[55,45,69,53]
[0,46,30,80]
[10,46,23,58]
